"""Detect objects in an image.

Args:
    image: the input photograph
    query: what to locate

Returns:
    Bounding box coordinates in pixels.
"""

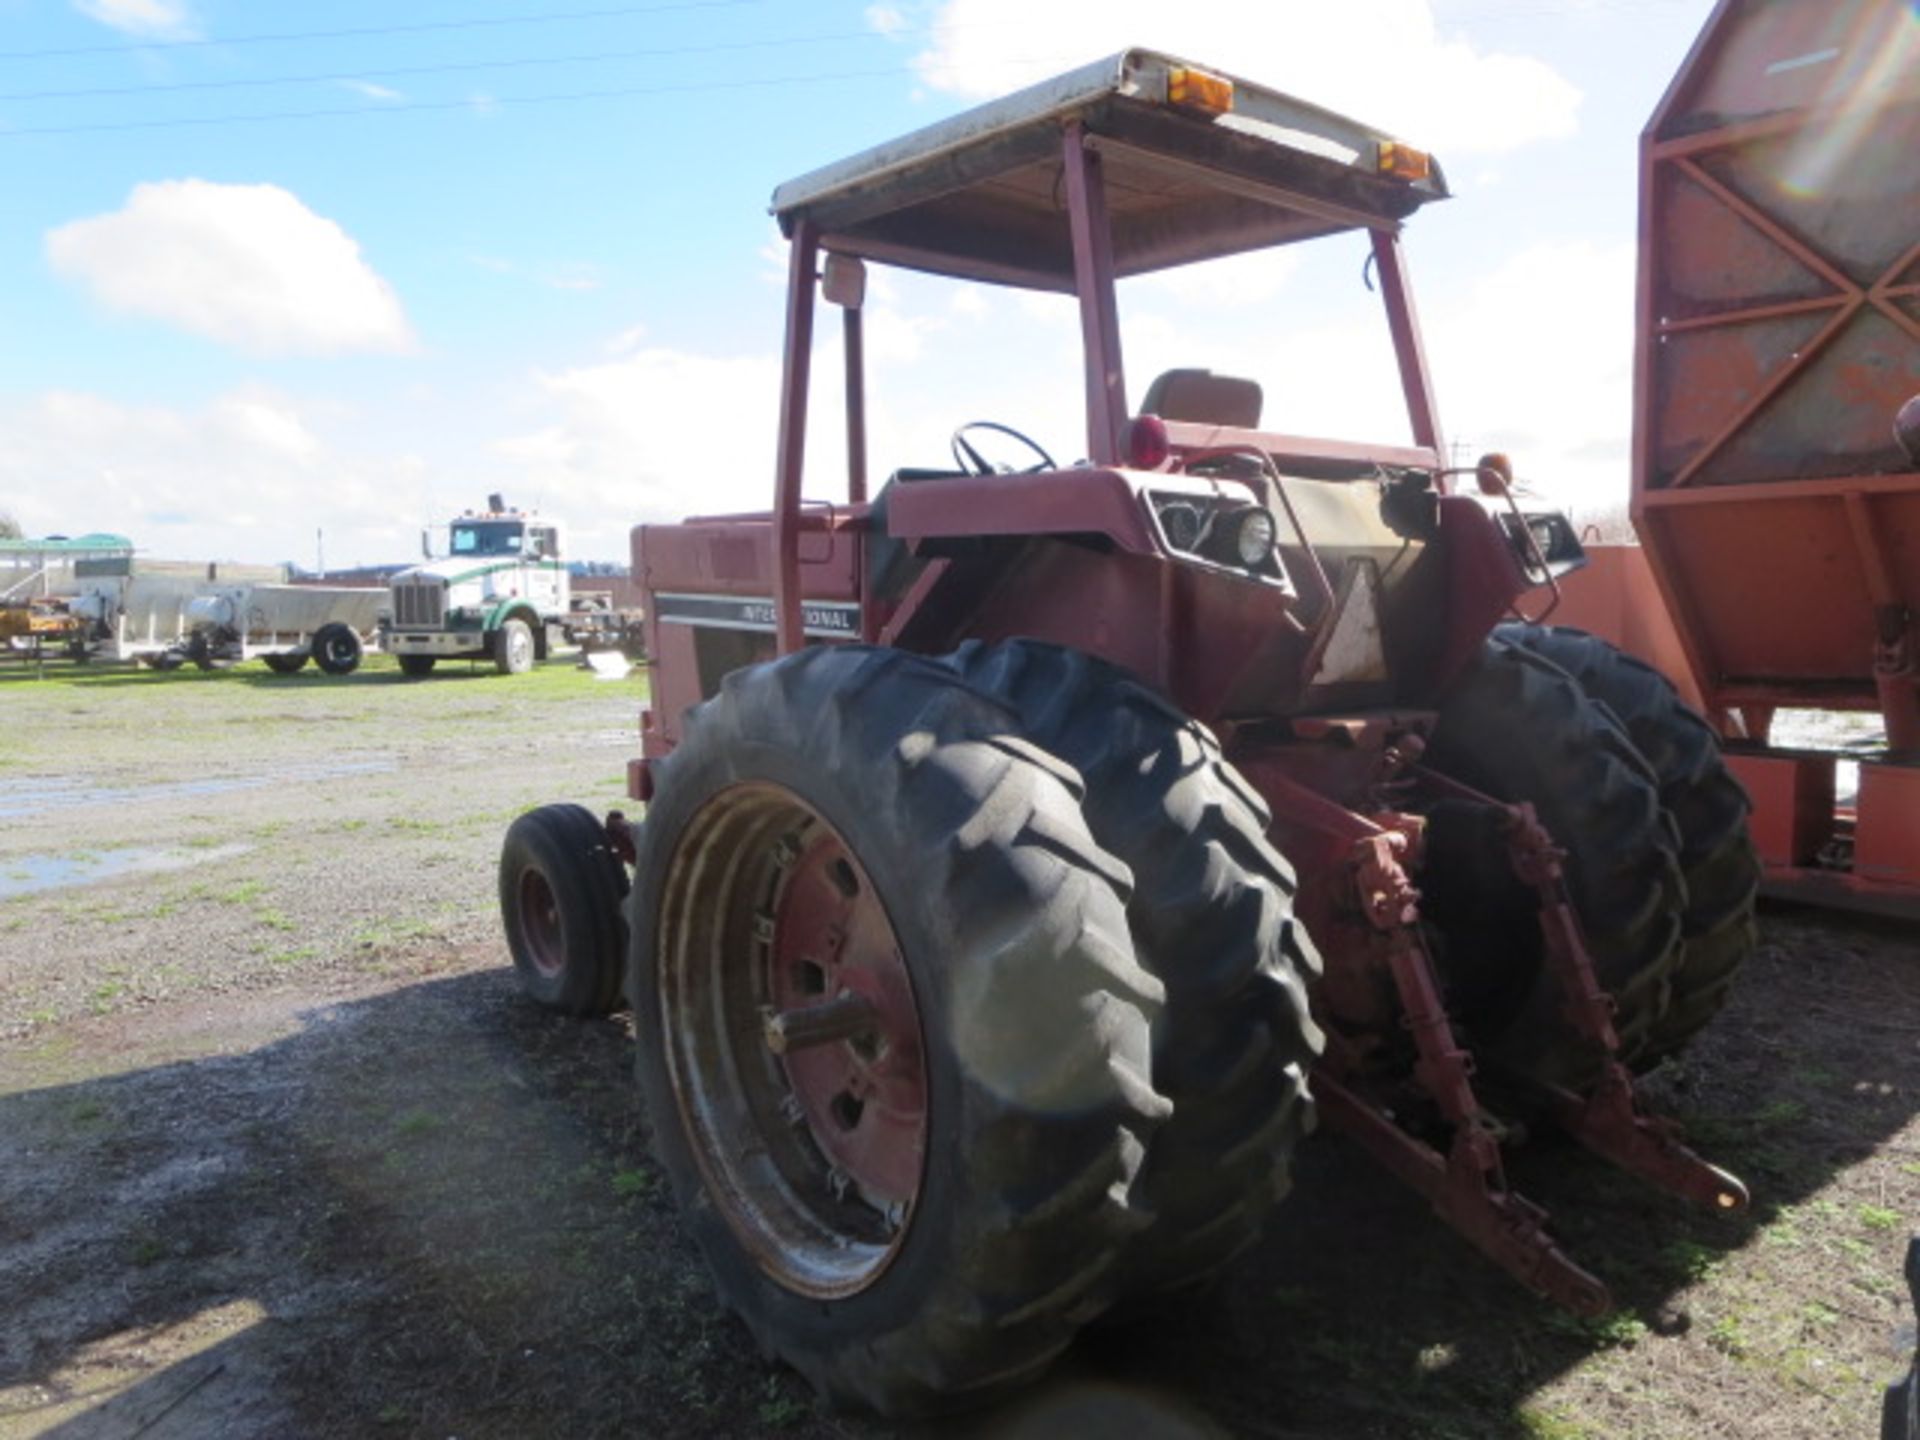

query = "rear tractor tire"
[941,639,1322,1301]
[1425,638,1685,1085]
[498,804,629,1015]
[495,617,535,676]
[629,645,1167,1416]
[311,622,363,676]
[1498,624,1758,1065]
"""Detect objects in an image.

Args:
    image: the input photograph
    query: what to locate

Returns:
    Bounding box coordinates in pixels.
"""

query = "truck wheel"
[1426,639,1685,1083]
[499,804,629,1015]
[630,645,1166,1416]
[311,623,362,676]
[940,639,1321,1300]
[398,655,436,678]
[495,617,534,675]
[1497,625,1759,1065]
[186,632,229,671]
[261,652,308,674]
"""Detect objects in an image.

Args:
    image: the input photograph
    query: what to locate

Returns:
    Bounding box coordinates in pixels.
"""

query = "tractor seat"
[1138,368,1264,428]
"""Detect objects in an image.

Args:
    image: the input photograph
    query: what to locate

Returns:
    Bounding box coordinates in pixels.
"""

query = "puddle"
[0,843,252,899]
[0,758,394,821]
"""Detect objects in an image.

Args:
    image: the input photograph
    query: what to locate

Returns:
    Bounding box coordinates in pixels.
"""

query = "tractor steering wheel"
[950,421,1057,476]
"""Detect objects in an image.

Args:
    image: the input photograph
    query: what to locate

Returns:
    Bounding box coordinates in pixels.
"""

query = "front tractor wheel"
[397,654,436,678]
[498,804,629,1015]
[630,646,1166,1416]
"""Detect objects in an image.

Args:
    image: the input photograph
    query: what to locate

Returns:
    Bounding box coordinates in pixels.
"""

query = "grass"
[611,1166,655,1200]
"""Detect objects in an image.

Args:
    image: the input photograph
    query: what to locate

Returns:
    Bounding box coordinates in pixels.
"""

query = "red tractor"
[500,51,1760,1416]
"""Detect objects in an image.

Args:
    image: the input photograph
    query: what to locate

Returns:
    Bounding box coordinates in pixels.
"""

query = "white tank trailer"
[54,562,381,673]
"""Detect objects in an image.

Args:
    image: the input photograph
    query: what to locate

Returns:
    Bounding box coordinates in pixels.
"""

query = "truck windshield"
[450,522,524,557]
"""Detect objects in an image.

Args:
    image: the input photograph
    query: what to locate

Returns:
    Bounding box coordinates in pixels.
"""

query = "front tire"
[494,617,534,675]
[261,652,308,675]
[397,654,436,678]
[941,639,1322,1300]
[499,804,629,1015]
[1498,625,1758,1065]
[630,645,1166,1416]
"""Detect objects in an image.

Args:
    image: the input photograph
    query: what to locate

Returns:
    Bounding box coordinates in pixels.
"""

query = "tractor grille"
[393,579,445,629]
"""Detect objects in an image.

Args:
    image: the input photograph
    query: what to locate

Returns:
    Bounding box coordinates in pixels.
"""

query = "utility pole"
[316,528,324,577]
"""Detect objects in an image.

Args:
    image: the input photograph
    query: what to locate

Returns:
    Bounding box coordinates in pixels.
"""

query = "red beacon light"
[1127,413,1172,471]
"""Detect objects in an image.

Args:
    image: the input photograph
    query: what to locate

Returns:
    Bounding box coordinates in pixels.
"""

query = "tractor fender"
[882,468,1161,555]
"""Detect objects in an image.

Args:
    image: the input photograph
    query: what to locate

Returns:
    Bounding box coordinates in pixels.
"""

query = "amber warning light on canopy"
[1378,141,1432,181]
[1166,65,1234,116]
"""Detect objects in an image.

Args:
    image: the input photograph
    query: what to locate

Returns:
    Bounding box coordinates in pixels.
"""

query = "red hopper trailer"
[1558,0,1920,917]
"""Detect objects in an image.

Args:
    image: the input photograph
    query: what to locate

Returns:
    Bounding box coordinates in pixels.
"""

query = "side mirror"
[822,252,866,310]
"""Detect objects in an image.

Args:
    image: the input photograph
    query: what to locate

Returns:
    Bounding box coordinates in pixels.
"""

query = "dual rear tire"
[499,631,1752,1417]
[1426,628,1758,1082]
[629,646,1183,1414]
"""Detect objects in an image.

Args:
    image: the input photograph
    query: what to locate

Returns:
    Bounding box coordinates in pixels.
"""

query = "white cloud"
[1115,234,1638,524]
[46,180,414,357]
[0,387,427,566]
[1429,239,1636,525]
[1134,247,1304,307]
[497,349,786,530]
[905,0,1581,155]
[338,80,404,103]
[493,276,1085,545]
[865,2,908,38]
[73,0,193,38]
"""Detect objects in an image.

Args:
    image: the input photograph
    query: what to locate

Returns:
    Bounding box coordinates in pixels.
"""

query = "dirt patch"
[2,660,1916,1438]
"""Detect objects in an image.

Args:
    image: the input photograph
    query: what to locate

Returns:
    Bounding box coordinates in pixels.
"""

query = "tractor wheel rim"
[516,868,566,978]
[658,783,928,1298]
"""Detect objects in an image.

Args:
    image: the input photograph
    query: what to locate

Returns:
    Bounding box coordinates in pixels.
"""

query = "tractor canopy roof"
[770,49,1450,292]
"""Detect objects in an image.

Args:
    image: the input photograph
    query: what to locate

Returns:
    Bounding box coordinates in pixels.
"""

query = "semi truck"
[379,497,570,676]
[381,497,647,675]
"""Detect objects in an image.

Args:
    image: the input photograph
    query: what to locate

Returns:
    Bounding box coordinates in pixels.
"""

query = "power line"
[0,0,768,63]
[0,23,928,103]
[0,55,1084,140]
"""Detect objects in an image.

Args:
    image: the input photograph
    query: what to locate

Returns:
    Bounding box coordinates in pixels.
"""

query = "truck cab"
[381,500,568,675]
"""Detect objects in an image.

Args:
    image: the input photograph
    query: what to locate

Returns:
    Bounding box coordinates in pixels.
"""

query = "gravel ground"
[0,655,1915,1439]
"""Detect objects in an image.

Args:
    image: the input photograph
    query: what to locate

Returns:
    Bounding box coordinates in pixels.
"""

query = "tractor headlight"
[1231,507,1277,566]
[1159,501,1204,552]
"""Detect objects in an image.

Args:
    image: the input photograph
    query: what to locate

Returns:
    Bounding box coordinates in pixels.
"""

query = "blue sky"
[0,0,1717,566]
